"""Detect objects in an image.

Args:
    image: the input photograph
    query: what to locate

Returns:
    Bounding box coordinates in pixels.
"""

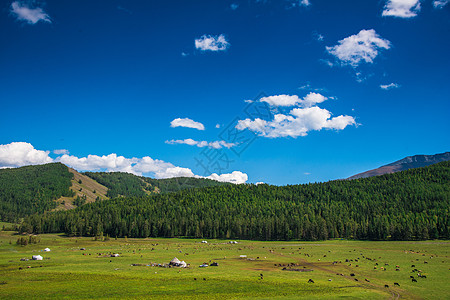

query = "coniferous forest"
[0,163,74,222]
[21,161,449,241]
[84,171,229,198]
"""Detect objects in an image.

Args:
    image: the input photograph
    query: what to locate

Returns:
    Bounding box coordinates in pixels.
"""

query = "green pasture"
[0,232,448,299]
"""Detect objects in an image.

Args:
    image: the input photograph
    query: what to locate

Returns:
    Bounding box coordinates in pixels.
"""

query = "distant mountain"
[348,152,450,180]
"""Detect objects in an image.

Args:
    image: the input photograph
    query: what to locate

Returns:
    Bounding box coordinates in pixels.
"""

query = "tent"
[43,248,51,252]
[179,261,187,268]
[169,257,181,266]
[32,255,43,261]
[111,254,120,257]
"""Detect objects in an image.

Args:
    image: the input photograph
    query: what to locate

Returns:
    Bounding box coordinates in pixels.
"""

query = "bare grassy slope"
[54,168,108,210]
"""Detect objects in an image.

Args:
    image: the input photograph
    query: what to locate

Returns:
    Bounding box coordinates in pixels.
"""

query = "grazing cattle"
[350,273,355,277]
[354,278,358,281]
[411,265,415,267]
[194,278,197,280]
[365,279,370,282]
[308,279,314,283]
[410,276,415,279]
[385,285,389,288]
[412,278,417,282]
[424,261,428,264]
[394,283,400,286]
[203,278,206,281]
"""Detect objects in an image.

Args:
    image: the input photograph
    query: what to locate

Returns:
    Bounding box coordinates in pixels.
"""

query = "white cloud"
[433,0,449,8]
[195,34,230,51]
[288,0,311,7]
[10,1,51,24]
[312,31,324,42]
[166,139,237,149]
[236,106,356,138]
[181,52,189,57]
[260,95,300,107]
[230,3,239,10]
[0,142,53,168]
[206,171,248,184]
[53,149,69,155]
[215,124,221,129]
[382,0,421,18]
[380,83,401,90]
[170,118,205,130]
[0,142,248,184]
[259,92,327,108]
[326,29,391,68]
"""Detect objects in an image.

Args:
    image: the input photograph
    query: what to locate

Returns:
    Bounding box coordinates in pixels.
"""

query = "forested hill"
[22,161,449,241]
[0,163,229,222]
[0,163,74,222]
[84,172,229,197]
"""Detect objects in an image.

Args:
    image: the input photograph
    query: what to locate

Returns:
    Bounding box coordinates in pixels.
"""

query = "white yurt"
[179,261,187,268]
[32,255,43,261]
[169,257,181,266]
[43,248,51,252]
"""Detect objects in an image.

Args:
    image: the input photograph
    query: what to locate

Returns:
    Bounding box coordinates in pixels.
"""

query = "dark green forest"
[22,162,449,241]
[0,163,74,222]
[84,172,229,197]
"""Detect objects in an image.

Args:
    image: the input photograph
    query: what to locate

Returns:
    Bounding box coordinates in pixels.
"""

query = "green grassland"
[0,232,448,299]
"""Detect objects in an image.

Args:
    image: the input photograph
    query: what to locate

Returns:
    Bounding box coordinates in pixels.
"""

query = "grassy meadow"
[0,231,448,299]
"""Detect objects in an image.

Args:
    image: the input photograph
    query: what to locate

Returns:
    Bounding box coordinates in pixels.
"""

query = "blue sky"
[0,0,449,185]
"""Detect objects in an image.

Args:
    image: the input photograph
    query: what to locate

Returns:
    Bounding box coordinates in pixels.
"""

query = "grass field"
[0,231,448,299]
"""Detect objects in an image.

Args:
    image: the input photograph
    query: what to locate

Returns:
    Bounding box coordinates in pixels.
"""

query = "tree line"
[21,161,449,241]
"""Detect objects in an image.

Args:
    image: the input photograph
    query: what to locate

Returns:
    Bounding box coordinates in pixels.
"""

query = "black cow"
[394,283,400,286]
[308,279,315,283]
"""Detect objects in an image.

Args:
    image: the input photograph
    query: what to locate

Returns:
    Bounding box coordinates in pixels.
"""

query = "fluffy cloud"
[230,3,239,10]
[206,171,248,184]
[166,139,237,149]
[170,118,205,130]
[10,1,51,24]
[237,106,355,138]
[260,95,300,107]
[326,29,391,67]
[236,93,355,139]
[260,92,327,107]
[0,142,53,168]
[380,83,401,90]
[0,142,248,184]
[288,0,311,7]
[382,0,421,18]
[195,34,230,51]
[433,0,449,8]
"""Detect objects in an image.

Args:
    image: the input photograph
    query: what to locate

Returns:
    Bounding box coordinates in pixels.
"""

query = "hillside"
[53,168,109,211]
[0,163,229,221]
[348,152,450,179]
[0,163,74,222]
[22,161,450,241]
[84,171,230,198]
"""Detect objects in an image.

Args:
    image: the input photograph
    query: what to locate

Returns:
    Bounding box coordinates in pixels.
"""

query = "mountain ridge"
[348,152,450,180]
